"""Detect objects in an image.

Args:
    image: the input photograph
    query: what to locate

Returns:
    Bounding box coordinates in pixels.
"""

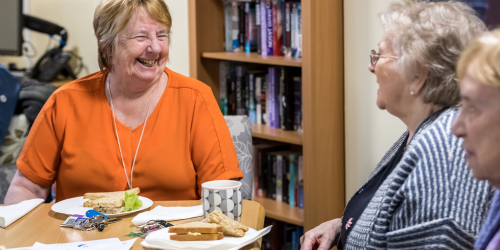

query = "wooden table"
[0,200,265,249]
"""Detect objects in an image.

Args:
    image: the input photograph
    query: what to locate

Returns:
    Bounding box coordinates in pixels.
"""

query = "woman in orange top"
[4,0,242,204]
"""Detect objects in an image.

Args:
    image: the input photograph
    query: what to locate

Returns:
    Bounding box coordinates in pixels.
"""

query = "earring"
[410,90,415,95]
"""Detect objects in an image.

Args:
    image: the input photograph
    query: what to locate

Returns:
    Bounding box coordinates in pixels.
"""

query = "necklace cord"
[107,76,158,189]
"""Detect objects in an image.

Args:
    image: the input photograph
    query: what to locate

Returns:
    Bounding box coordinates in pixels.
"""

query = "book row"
[223,0,302,57]
[262,218,304,250]
[253,143,303,208]
[219,61,302,131]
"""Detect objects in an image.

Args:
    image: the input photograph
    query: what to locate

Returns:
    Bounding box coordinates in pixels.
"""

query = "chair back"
[224,116,253,200]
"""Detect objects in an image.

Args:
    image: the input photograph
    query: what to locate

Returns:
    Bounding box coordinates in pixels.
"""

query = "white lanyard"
[107,76,158,189]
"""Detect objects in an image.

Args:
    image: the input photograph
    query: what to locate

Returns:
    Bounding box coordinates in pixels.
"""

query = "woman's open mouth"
[137,58,157,67]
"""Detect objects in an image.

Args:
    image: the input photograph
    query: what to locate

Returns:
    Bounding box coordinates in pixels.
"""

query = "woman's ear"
[410,68,429,95]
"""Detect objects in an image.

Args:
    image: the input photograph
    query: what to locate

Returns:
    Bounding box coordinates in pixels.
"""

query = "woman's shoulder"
[164,67,212,94]
[52,71,105,96]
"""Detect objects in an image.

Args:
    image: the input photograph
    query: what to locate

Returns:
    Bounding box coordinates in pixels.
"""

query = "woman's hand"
[4,170,51,204]
[300,218,342,250]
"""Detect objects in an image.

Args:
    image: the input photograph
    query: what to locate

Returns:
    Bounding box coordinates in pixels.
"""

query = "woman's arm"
[4,170,51,205]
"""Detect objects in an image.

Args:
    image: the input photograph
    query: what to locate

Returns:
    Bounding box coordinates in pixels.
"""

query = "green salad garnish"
[124,192,142,212]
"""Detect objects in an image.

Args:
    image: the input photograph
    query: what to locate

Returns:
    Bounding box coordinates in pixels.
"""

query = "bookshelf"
[189,0,344,232]
[202,52,302,67]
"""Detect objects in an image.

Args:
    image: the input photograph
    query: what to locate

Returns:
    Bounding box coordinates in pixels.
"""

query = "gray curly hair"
[380,0,486,106]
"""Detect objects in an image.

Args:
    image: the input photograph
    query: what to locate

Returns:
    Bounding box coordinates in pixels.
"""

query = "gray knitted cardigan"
[344,108,494,250]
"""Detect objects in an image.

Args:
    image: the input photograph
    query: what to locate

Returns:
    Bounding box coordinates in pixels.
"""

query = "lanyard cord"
[107,76,158,189]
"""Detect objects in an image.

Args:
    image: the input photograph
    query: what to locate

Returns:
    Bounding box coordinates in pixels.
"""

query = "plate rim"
[51,195,153,217]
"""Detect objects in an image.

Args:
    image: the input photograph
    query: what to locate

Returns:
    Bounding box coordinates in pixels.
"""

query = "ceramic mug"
[201,180,242,221]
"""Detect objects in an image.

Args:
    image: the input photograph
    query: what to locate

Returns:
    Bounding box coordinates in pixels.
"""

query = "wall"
[344,0,406,201]
[0,0,190,77]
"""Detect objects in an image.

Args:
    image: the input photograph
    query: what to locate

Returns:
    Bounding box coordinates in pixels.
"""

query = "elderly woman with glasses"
[301,1,493,250]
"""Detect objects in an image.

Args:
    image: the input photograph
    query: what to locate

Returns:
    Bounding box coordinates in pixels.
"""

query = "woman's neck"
[401,101,443,145]
[107,72,163,100]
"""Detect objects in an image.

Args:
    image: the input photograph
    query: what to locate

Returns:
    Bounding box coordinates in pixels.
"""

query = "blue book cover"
[265,0,273,56]
[267,67,275,127]
[260,1,267,56]
[248,73,256,123]
[298,155,304,209]
[232,2,240,52]
[289,154,296,207]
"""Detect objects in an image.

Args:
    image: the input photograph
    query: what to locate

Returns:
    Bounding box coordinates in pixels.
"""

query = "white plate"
[51,196,153,218]
[141,226,273,250]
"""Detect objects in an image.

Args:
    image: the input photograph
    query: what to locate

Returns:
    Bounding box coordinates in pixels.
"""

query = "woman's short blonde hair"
[457,29,500,88]
[93,0,172,72]
[380,0,486,106]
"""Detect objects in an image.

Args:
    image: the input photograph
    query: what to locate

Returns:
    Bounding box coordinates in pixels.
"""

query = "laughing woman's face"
[112,8,169,84]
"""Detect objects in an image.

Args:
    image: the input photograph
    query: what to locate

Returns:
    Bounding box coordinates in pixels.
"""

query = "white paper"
[141,225,272,250]
[132,205,203,225]
[0,198,44,228]
[32,238,136,250]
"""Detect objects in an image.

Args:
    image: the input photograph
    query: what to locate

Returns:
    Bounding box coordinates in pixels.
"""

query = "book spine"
[280,67,285,129]
[255,76,262,124]
[268,68,275,128]
[224,2,233,52]
[293,76,302,131]
[285,2,292,57]
[276,154,283,202]
[219,61,229,115]
[272,0,283,56]
[273,67,281,128]
[265,1,273,55]
[261,74,267,125]
[239,3,245,51]
[248,73,256,123]
[256,0,261,55]
[229,71,237,115]
[283,69,295,131]
[297,3,302,58]
[236,66,246,115]
[298,155,304,209]
[283,156,289,204]
[253,145,259,197]
[258,147,267,197]
[260,1,267,56]
[271,154,277,200]
[291,3,297,57]
[289,154,296,207]
[266,154,275,199]
[232,2,240,52]
[245,3,251,53]
[281,0,287,56]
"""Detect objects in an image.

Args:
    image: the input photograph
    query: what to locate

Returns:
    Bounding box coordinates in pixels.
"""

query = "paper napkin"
[131,205,203,225]
[0,198,44,228]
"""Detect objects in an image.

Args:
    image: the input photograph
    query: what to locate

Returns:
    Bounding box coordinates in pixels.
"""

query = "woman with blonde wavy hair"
[301,1,493,249]
[5,0,243,204]
[452,28,500,250]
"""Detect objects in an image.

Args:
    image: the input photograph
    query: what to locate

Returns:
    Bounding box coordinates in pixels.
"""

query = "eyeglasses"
[370,50,399,67]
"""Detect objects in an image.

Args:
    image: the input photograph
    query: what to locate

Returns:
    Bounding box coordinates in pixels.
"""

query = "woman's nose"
[147,39,161,54]
[368,63,375,74]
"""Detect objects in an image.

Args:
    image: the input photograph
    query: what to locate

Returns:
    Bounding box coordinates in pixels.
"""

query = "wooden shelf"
[252,196,304,226]
[202,52,302,67]
[251,124,303,145]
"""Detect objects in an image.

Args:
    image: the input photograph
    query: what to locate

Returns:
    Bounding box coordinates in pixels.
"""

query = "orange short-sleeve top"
[17,67,243,201]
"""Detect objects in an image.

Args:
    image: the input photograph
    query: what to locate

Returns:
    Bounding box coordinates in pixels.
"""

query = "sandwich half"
[169,222,224,241]
[83,187,141,214]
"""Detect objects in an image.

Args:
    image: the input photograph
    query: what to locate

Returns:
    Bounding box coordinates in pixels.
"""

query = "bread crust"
[83,187,140,200]
[170,232,224,241]
[168,222,222,234]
